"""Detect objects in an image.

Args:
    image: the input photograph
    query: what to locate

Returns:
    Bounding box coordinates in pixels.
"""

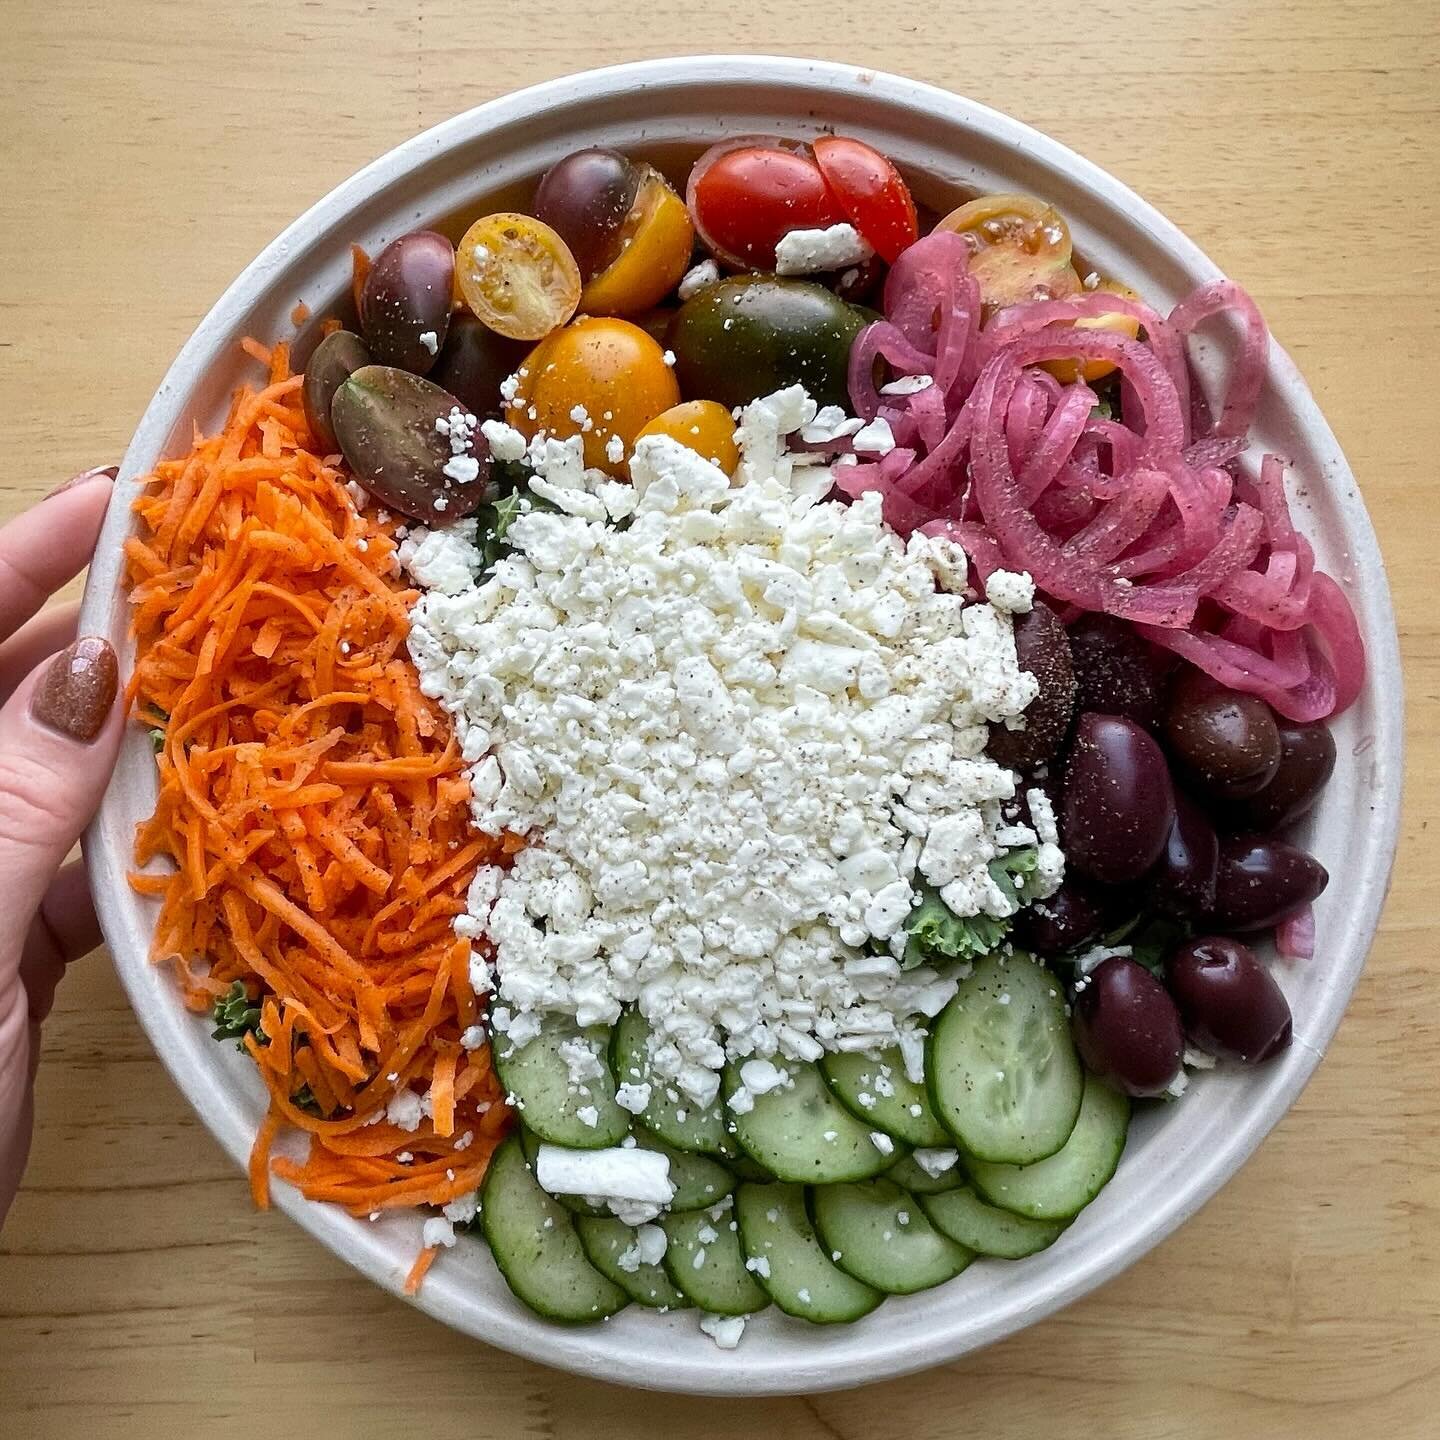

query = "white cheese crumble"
[419,330,440,356]
[678,258,721,299]
[913,1147,960,1178]
[699,1313,747,1349]
[851,416,897,456]
[985,569,1036,614]
[533,1143,675,1225]
[880,374,934,397]
[403,387,1054,1107]
[774,223,874,275]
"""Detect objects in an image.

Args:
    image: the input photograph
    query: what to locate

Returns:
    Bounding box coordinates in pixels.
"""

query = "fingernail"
[31,638,119,742]
[46,465,119,501]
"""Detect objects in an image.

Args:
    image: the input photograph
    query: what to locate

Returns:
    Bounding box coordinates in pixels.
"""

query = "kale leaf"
[211,980,265,1044]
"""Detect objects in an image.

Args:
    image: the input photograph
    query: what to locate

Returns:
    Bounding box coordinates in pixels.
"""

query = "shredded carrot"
[126,336,512,1252]
[291,300,311,326]
[351,244,371,314]
[404,1245,441,1294]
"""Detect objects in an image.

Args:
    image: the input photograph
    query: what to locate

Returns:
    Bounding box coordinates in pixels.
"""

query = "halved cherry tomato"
[1040,280,1144,384]
[456,213,581,341]
[581,169,695,317]
[934,193,1079,309]
[637,400,739,474]
[811,136,918,264]
[688,138,843,270]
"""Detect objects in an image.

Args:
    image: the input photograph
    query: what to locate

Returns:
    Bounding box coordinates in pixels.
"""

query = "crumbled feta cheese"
[870,1131,895,1156]
[460,1024,487,1050]
[481,418,528,463]
[745,1254,771,1278]
[605,433,625,466]
[799,405,864,446]
[442,1190,479,1224]
[851,417,897,456]
[534,1144,675,1225]
[985,569,1035,614]
[678,258,721,300]
[774,223,874,275]
[615,1080,653,1114]
[699,1313,747,1349]
[913,1147,960,1178]
[419,330,440,356]
[421,1217,457,1248]
[879,374,934,397]
[386,1089,423,1132]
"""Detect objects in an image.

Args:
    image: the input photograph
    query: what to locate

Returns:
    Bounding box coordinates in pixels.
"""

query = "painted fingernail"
[46,465,118,501]
[31,638,119,742]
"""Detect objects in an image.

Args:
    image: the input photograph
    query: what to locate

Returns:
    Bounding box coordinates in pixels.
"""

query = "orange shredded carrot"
[404,1245,441,1294]
[351,244,371,314]
[126,338,513,1254]
[291,300,311,326]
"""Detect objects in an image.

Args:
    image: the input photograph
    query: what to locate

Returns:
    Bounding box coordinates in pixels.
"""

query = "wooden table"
[2,1,1436,1434]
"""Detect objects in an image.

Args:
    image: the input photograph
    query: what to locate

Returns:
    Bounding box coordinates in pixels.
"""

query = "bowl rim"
[80,54,1405,1395]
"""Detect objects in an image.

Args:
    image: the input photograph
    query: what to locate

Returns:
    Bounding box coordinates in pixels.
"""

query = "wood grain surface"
[2,1,1436,1434]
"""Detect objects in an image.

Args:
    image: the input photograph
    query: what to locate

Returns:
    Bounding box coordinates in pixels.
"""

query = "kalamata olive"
[1231,720,1337,831]
[1165,936,1293,1062]
[1163,669,1282,799]
[358,230,455,375]
[1066,613,1165,730]
[331,365,493,525]
[533,147,641,281]
[1146,791,1219,917]
[429,313,529,421]
[1207,834,1328,932]
[987,601,1076,771]
[302,329,370,453]
[1011,875,1111,955]
[1072,956,1184,1097]
[1061,713,1176,884]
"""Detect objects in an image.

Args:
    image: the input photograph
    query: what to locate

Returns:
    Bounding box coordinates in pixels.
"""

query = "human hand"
[0,468,125,1225]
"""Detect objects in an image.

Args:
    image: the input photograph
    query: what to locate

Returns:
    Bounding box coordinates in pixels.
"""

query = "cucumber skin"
[884,1151,966,1197]
[518,1127,607,1216]
[919,1184,1066,1259]
[611,1009,729,1155]
[820,1049,951,1148]
[574,1216,692,1310]
[661,1205,770,1317]
[493,1023,628,1149]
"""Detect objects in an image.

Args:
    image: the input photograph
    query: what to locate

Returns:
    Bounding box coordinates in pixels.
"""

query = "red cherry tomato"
[688,139,843,270]
[812,135,919,263]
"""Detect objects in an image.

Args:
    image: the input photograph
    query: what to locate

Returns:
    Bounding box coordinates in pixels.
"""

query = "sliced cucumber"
[969,1072,1130,1221]
[821,1046,950,1147]
[885,1150,966,1196]
[724,1060,899,1184]
[479,1134,628,1323]
[734,1182,882,1324]
[718,1134,775,1183]
[493,1020,627,1149]
[519,1126,605,1216]
[635,1134,734,1212]
[928,952,1082,1165]
[574,1216,692,1310]
[809,1177,973,1295]
[920,1184,1066,1259]
[662,1199,769,1316]
[613,1007,729,1155]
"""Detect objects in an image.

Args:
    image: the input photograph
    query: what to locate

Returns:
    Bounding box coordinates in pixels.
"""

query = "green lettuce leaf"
[211,980,264,1044]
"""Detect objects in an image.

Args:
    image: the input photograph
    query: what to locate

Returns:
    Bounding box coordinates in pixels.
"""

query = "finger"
[0,469,115,643]
[19,860,101,1024]
[0,602,79,705]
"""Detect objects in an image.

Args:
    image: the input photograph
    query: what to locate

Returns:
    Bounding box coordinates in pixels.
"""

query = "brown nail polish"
[31,638,119,742]
[46,465,119,501]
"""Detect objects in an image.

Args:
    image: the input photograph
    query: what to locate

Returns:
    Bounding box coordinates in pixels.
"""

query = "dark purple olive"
[1067,614,1165,730]
[358,230,455,376]
[987,600,1076,771]
[1072,956,1184,1097]
[533,147,641,281]
[1230,720,1337,831]
[302,329,371,453]
[1165,936,1292,1062]
[1163,669,1282,799]
[1011,875,1113,955]
[331,365,494,525]
[1147,791,1219,916]
[429,312,529,421]
[1207,834,1328,932]
[832,253,886,303]
[1061,713,1175,884]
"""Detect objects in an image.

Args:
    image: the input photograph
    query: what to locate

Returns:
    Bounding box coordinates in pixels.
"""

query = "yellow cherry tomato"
[507,316,680,475]
[580,171,695,317]
[1040,280,1144,385]
[456,212,581,341]
[637,400,740,474]
[934,193,1079,309]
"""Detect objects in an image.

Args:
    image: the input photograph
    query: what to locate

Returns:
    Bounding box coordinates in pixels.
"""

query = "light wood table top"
[2,2,1436,1435]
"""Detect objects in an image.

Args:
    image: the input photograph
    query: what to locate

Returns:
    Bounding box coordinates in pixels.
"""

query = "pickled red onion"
[1276,905,1317,962]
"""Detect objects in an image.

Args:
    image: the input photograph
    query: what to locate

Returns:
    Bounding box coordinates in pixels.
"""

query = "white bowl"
[80,55,1404,1396]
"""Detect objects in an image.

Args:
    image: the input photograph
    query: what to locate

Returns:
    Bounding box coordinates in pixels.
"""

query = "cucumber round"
[928,952,1083,1165]
[734,1182,882,1324]
[574,1216,692,1310]
[969,1072,1130,1221]
[724,1060,899,1185]
[809,1177,973,1295]
[885,1150,966,1196]
[635,1134,735,1212]
[613,1007,729,1155]
[920,1184,1066,1259]
[821,1046,950,1147]
[493,1020,627,1149]
[661,1200,769,1316]
[479,1133,628,1323]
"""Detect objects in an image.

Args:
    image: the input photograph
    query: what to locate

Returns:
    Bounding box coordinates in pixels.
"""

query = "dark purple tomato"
[1230,720,1337,831]
[987,600,1076,772]
[533,147,642,281]
[1067,613,1165,730]
[358,230,455,376]
[429,313,529,421]
[1011,875,1112,955]
[1146,791,1219,917]
[302,329,370,453]
[1163,669,1282,799]
[1207,835,1328,932]
[1165,936,1293,1062]
[1061,713,1176,884]
[1072,956,1184,1097]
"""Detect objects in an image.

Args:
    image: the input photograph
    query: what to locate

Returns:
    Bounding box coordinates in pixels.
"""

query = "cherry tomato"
[581,168,695,317]
[533,147,641,281]
[456,212,581,342]
[1041,280,1144,384]
[506,317,680,476]
[934,193,1079,309]
[637,400,739,474]
[688,138,842,270]
[811,135,918,263]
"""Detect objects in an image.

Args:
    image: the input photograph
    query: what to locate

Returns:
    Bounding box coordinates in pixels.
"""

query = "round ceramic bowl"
[80,55,1403,1396]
